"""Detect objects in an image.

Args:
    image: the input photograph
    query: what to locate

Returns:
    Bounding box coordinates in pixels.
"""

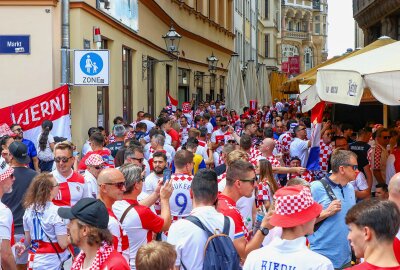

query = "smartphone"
[163,167,172,184]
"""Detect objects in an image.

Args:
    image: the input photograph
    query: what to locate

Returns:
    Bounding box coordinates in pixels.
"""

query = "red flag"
[167,91,178,111]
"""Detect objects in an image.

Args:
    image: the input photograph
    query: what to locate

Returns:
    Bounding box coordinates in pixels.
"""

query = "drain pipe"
[61,0,70,85]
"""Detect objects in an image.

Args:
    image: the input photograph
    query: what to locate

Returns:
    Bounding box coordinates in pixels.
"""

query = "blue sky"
[327,0,355,58]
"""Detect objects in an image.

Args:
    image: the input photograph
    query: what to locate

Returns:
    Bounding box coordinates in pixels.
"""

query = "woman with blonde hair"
[255,159,279,210]
[22,173,70,270]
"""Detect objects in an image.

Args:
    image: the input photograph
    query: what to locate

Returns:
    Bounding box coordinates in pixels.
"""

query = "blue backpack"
[184,216,241,270]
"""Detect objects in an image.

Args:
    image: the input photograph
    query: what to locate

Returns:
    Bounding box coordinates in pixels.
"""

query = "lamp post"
[207,52,219,73]
[162,26,181,107]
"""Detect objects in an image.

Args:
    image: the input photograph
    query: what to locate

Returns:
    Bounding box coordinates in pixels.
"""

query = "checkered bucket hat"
[85,154,105,166]
[270,185,322,228]
[0,157,14,182]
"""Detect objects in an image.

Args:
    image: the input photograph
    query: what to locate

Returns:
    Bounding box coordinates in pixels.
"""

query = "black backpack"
[184,216,241,270]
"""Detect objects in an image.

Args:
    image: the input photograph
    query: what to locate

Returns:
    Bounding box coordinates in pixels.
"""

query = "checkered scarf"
[71,241,113,270]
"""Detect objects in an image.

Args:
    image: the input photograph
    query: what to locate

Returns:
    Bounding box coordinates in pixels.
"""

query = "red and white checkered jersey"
[52,170,88,207]
[0,202,14,244]
[107,208,129,256]
[257,181,273,203]
[113,199,164,269]
[170,174,194,218]
[250,147,262,160]
[319,140,333,172]
[217,194,249,240]
[258,155,281,168]
[368,143,389,188]
[278,132,293,165]
[274,139,283,154]
[287,171,314,183]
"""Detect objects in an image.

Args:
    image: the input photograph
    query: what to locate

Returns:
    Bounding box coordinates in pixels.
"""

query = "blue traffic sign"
[79,52,103,75]
[0,35,30,54]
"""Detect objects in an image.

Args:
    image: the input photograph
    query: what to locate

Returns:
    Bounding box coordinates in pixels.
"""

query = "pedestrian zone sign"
[74,50,109,86]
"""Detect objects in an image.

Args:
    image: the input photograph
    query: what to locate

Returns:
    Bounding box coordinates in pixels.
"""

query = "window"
[122,47,132,123]
[264,34,269,58]
[304,47,313,71]
[315,23,320,34]
[264,0,269,19]
[219,76,225,100]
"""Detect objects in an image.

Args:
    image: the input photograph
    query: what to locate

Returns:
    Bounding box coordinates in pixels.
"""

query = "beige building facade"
[0,0,234,148]
[279,0,328,76]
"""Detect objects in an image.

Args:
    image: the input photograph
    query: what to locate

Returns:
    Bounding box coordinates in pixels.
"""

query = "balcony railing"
[353,0,375,16]
[284,30,310,40]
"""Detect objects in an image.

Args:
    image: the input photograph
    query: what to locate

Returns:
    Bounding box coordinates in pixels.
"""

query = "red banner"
[282,62,289,73]
[289,56,300,75]
[0,85,69,130]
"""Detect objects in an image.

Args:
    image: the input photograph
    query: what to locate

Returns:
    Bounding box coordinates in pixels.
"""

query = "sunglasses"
[342,164,358,171]
[239,177,257,185]
[383,136,392,139]
[220,124,227,128]
[102,181,126,189]
[131,157,144,163]
[55,156,73,163]
[52,183,60,187]
[227,140,236,144]
[93,165,104,170]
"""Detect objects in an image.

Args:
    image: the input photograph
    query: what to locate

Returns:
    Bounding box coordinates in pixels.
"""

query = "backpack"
[184,215,241,270]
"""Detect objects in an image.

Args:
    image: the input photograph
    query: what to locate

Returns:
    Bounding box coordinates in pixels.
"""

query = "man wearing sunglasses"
[308,150,357,269]
[52,141,89,207]
[98,168,129,256]
[217,159,273,261]
[368,127,390,192]
[84,154,105,198]
[10,124,40,172]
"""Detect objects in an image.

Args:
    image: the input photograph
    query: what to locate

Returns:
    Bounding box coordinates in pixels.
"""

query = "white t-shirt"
[112,199,164,270]
[139,119,155,133]
[243,236,334,270]
[51,170,89,207]
[236,195,255,233]
[36,133,55,161]
[205,122,214,134]
[350,172,369,191]
[167,206,235,270]
[81,140,92,157]
[23,202,69,269]
[84,170,98,198]
[290,138,310,167]
[386,153,396,182]
[0,202,12,241]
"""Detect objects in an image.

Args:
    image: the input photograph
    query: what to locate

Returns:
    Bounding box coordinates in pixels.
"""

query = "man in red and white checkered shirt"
[278,121,298,166]
[313,129,333,180]
[368,127,390,192]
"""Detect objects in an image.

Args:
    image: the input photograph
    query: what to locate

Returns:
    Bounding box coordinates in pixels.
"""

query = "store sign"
[289,56,300,75]
[74,50,109,86]
[0,35,30,54]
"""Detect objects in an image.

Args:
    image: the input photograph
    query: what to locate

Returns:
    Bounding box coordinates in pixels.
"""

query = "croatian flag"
[167,91,178,112]
[0,85,71,143]
[306,101,325,171]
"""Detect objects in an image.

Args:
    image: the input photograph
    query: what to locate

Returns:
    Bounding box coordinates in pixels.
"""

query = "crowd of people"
[1,97,400,270]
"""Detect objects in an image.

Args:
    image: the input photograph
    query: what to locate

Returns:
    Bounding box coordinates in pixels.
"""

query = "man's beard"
[154,167,165,175]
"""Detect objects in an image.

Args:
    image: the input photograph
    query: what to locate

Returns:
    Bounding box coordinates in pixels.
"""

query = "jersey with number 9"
[169,174,194,218]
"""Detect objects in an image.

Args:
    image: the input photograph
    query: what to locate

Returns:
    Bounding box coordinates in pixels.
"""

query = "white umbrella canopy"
[316,41,400,106]
[244,60,258,102]
[225,54,247,112]
[257,64,272,107]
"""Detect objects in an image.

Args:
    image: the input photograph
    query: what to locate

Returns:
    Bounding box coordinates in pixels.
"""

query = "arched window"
[304,47,313,71]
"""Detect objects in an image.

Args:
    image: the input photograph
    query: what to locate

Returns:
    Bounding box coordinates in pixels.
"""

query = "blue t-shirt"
[22,138,37,170]
[307,177,356,268]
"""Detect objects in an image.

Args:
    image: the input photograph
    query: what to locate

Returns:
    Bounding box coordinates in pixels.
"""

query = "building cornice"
[140,0,235,54]
[70,2,228,71]
[0,0,58,6]
[354,0,400,29]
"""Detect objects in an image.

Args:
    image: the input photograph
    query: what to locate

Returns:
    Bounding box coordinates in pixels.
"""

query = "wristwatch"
[259,226,269,236]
